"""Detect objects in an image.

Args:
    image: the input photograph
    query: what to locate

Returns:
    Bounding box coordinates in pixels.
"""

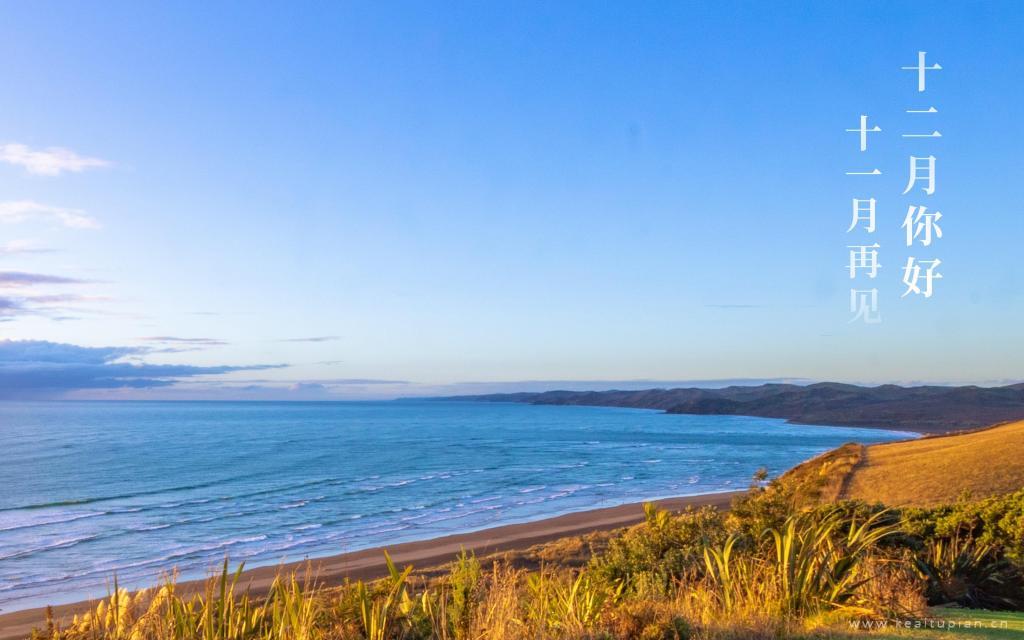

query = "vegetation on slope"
[777,421,1024,507]
[841,421,1024,506]
[31,477,1024,640]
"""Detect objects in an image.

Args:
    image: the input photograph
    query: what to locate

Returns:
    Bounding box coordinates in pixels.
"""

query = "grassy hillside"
[842,421,1024,506]
[777,421,1024,507]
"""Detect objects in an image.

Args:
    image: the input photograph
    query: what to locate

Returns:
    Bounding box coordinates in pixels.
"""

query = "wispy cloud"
[278,336,341,343]
[0,293,110,322]
[0,296,26,320]
[1,143,110,176]
[0,271,85,288]
[22,293,106,305]
[140,336,229,352]
[0,200,100,229]
[142,336,229,346]
[0,340,284,398]
[0,239,52,255]
[304,378,407,385]
[0,271,95,319]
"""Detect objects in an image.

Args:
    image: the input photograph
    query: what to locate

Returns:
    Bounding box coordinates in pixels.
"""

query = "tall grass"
[770,508,897,616]
[32,504,936,640]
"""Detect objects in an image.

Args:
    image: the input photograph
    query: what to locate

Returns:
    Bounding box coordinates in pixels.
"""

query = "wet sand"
[0,490,742,640]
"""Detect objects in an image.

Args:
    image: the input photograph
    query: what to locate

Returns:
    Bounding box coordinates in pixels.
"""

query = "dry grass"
[775,421,1024,509]
[839,421,1024,507]
[32,507,927,640]
[777,443,866,505]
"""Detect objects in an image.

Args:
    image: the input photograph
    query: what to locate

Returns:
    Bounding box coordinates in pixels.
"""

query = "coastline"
[0,490,743,640]
[446,384,1024,434]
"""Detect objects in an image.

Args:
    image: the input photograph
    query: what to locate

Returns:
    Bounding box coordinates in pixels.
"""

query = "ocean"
[0,400,910,612]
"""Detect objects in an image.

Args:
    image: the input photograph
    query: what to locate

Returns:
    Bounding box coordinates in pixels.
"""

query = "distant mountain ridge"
[442,382,1024,433]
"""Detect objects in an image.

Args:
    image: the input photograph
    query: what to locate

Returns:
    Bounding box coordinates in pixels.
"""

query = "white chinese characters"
[843,51,944,324]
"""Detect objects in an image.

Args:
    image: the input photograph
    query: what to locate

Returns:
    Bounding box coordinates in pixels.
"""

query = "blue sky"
[1,2,1022,399]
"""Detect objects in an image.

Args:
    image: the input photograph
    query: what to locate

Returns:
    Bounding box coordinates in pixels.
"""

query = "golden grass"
[32,507,928,640]
[839,421,1024,507]
[777,443,866,505]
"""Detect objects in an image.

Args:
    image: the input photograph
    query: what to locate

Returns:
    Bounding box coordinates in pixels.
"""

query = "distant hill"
[780,420,1024,506]
[445,382,1024,433]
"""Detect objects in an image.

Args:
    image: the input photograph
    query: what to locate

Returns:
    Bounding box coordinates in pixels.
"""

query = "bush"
[902,489,1024,561]
[900,489,1024,610]
[606,600,691,640]
[590,504,727,595]
[447,550,482,639]
[912,534,1023,609]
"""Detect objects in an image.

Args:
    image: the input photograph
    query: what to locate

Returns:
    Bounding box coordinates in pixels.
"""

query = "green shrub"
[903,489,1024,561]
[447,550,482,639]
[590,504,726,595]
[899,489,1024,610]
[912,533,1023,609]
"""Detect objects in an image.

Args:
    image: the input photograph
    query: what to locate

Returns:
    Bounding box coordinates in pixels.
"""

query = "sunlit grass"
[785,420,1024,507]
[28,476,1024,640]
[24,510,927,639]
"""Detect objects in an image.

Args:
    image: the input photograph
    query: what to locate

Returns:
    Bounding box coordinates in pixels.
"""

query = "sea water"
[0,400,910,612]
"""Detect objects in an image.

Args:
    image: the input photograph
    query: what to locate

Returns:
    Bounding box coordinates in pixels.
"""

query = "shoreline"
[0,490,743,640]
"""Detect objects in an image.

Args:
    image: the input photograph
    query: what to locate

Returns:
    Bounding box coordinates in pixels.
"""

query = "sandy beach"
[0,491,741,640]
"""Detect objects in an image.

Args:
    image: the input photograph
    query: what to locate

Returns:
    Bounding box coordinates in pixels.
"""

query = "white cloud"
[1,143,110,176]
[0,239,49,255]
[0,200,100,229]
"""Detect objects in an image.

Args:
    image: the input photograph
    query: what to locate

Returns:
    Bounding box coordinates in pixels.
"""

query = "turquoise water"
[0,400,911,612]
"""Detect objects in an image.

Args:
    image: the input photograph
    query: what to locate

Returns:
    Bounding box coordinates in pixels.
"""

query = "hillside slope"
[839,420,1024,506]
[779,420,1024,507]
[448,382,1024,433]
